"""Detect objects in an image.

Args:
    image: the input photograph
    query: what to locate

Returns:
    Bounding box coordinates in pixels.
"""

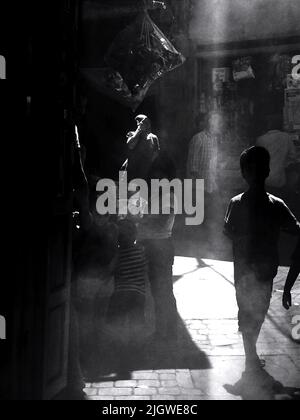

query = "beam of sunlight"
[202,259,235,286]
[173,256,238,321]
[173,256,199,277]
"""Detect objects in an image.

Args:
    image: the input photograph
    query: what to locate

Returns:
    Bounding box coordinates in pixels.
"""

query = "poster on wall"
[212,67,230,91]
[285,88,300,131]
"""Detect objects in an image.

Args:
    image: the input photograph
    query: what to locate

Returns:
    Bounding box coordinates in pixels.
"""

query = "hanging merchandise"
[82,12,185,110]
[232,57,255,82]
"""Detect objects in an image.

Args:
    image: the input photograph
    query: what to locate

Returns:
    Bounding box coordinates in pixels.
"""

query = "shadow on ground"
[82,316,211,383]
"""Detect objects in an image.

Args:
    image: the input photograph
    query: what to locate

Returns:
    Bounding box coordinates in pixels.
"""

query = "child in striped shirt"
[106,220,147,346]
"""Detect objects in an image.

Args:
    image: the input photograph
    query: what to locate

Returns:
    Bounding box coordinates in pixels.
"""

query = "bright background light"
[173,256,238,320]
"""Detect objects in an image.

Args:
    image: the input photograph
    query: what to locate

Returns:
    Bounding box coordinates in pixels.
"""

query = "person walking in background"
[283,237,300,310]
[256,115,298,197]
[186,111,225,254]
[224,146,300,379]
[186,111,223,194]
[124,114,160,181]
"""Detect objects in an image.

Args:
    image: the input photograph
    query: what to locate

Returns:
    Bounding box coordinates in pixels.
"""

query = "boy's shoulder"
[230,192,286,206]
[229,193,244,205]
[227,193,290,221]
[232,193,244,201]
[267,193,292,213]
[266,193,285,205]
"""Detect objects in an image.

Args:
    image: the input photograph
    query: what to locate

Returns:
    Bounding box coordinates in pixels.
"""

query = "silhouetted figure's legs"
[143,239,178,341]
[235,270,273,371]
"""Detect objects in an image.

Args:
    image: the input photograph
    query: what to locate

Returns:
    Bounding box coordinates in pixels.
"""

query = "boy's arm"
[224,199,236,240]
[127,130,141,150]
[283,239,300,310]
[283,263,300,310]
[279,202,300,236]
[285,264,299,292]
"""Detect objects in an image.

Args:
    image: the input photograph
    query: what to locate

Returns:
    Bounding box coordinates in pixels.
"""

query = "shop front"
[194,40,300,202]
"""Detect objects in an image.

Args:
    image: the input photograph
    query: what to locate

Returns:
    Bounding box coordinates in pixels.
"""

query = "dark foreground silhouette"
[82,316,211,383]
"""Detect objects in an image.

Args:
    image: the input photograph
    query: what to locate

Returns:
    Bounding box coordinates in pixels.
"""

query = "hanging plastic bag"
[232,57,255,82]
[81,12,185,110]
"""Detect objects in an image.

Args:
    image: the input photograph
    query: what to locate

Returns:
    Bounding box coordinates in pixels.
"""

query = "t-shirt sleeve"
[279,201,300,235]
[224,199,237,239]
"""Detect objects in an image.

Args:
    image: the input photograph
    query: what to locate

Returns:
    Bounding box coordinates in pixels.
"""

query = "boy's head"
[240,146,270,187]
[135,114,151,134]
[118,219,137,248]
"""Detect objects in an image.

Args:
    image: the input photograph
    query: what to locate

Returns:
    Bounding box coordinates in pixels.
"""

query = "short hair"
[240,146,270,174]
[135,114,148,122]
[135,114,151,124]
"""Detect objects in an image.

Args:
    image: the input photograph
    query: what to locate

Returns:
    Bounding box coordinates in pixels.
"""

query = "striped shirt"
[114,245,147,295]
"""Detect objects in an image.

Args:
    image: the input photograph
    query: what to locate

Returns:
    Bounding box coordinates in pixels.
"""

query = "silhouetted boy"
[224,146,300,373]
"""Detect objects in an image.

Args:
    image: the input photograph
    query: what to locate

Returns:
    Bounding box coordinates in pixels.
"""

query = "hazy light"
[173,257,238,320]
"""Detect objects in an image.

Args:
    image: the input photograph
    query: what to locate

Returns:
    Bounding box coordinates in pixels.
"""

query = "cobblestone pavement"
[85,258,300,401]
